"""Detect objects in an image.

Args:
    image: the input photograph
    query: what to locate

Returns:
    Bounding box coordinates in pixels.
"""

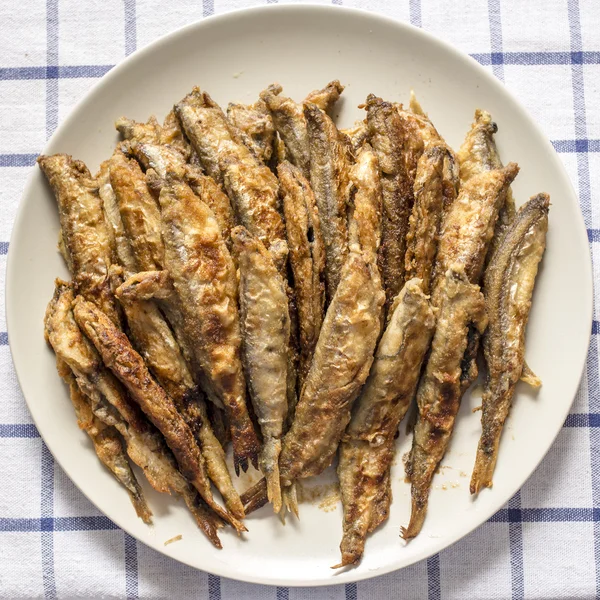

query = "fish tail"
[283,483,299,519]
[261,438,283,513]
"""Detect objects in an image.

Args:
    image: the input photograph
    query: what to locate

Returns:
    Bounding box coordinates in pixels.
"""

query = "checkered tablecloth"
[1,0,598,598]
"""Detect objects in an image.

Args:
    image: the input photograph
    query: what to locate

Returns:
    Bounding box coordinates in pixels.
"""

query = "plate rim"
[5,3,594,587]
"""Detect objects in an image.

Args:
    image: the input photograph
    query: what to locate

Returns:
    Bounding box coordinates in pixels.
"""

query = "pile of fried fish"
[39,79,549,567]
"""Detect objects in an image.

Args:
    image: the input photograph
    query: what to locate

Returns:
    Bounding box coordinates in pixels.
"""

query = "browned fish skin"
[366,95,414,311]
[56,355,152,523]
[38,154,120,326]
[232,226,290,512]
[431,163,520,306]
[305,103,352,301]
[240,478,269,514]
[471,194,549,494]
[175,88,285,250]
[109,149,164,271]
[44,281,223,545]
[227,98,277,163]
[72,296,246,533]
[279,252,384,486]
[303,80,345,112]
[457,109,516,264]
[161,109,194,160]
[402,267,487,540]
[348,144,382,260]
[341,121,369,154]
[261,81,345,179]
[335,279,435,567]
[115,115,161,144]
[158,172,260,474]
[278,161,326,386]
[404,145,446,292]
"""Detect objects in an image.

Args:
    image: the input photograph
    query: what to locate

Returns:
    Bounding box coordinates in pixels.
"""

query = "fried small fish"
[109,148,164,271]
[341,121,369,154]
[471,193,549,494]
[279,251,384,487]
[38,154,120,326]
[278,161,326,386]
[227,98,277,164]
[261,81,345,178]
[161,109,194,161]
[45,280,223,545]
[402,267,487,540]
[305,103,352,300]
[175,88,284,250]
[72,296,246,533]
[335,279,435,567]
[404,145,446,293]
[158,172,260,473]
[366,95,414,311]
[115,115,162,144]
[232,227,290,512]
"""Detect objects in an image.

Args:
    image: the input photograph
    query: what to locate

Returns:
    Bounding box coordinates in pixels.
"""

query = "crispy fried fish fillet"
[278,251,385,487]
[227,98,277,164]
[161,109,194,161]
[304,103,352,300]
[72,296,246,533]
[175,88,284,250]
[471,194,549,494]
[457,109,516,264]
[232,226,290,512]
[341,121,369,154]
[261,81,345,178]
[431,163,519,307]
[402,267,487,540]
[115,115,162,144]
[404,145,446,292]
[278,161,326,386]
[348,144,382,260]
[56,357,152,523]
[38,154,120,326]
[335,279,435,567]
[366,95,414,311]
[109,148,164,271]
[158,172,260,473]
[45,281,223,545]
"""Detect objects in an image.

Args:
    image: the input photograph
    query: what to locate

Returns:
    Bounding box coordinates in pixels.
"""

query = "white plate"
[6,4,592,587]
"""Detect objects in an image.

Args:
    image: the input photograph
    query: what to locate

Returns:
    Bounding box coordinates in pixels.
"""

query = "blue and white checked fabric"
[0,0,598,598]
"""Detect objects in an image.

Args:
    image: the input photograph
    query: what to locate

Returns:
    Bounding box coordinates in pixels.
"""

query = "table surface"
[1,0,598,598]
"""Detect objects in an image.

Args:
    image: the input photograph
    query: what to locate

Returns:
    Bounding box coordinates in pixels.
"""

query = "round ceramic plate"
[6,4,592,587]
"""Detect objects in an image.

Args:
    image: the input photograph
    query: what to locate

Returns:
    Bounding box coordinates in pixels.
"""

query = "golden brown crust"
[404,145,446,292]
[232,226,290,512]
[72,296,246,533]
[335,279,435,567]
[175,88,284,250]
[471,194,549,494]
[109,149,164,271]
[340,121,369,154]
[38,154,120,326]
[227,98,277,163]
[304,103,352,301]
[279,252,384,486]
[303,80,345,113]
[158,172,260,474]
[366,96,414,312]
[115,115,162,144]
[161,109,194,160]
[278,161,326,386]
[402,267,487,540]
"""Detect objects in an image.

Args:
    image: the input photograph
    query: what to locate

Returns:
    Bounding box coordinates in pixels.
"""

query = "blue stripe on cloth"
[208,574,221,600]
[276,586,289,600]
[0,332,8,344]
[41,443,56,599]
[124,533,138,600]
[0,65,113,80]
[508,491,524,600]
[0,424,39,438]
[592,320,599,334]
[0,153,38,167]
[487,0,505,80]
[124,0,136,56]
[345,582,357,600]
[409,0,422,28]
[489,507,600,523]
[427,554,441,600]
[554,139,600,153]
[45,0,58,140]
[470,51,600,65]
[203,0,214,18]
[0,516,120,532]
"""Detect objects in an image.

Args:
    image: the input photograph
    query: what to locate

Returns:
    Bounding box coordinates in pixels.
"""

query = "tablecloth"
[0,0,598,598]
